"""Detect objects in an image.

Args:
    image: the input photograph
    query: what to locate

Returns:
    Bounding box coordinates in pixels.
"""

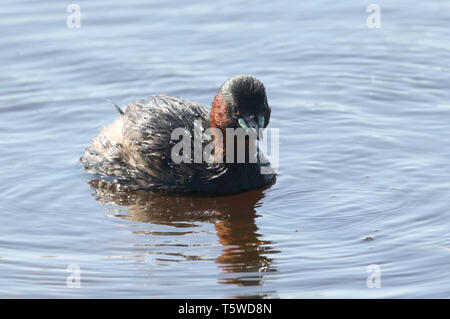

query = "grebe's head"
[211,75,271,133]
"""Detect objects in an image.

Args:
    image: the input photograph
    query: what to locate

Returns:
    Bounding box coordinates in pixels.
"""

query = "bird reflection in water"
[88,180,278,288]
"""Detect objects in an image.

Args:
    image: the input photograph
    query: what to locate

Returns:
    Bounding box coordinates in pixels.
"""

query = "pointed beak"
[239,116,263,140]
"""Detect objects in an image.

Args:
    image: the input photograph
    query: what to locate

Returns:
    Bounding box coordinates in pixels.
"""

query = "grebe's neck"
[210,92,230,132]
[210,92,230,158]
[210,93,257,164]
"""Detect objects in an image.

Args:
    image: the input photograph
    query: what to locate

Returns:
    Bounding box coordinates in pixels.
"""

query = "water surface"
[1,0,450,298]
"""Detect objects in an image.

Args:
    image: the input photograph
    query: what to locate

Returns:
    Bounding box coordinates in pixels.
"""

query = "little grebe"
[81,75,275,195]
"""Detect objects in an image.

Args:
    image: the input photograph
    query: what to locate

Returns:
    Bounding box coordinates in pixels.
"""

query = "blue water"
[1,0,450,298]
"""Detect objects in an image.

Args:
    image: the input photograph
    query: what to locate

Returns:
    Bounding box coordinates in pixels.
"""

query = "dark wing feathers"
[82,95,229,192]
